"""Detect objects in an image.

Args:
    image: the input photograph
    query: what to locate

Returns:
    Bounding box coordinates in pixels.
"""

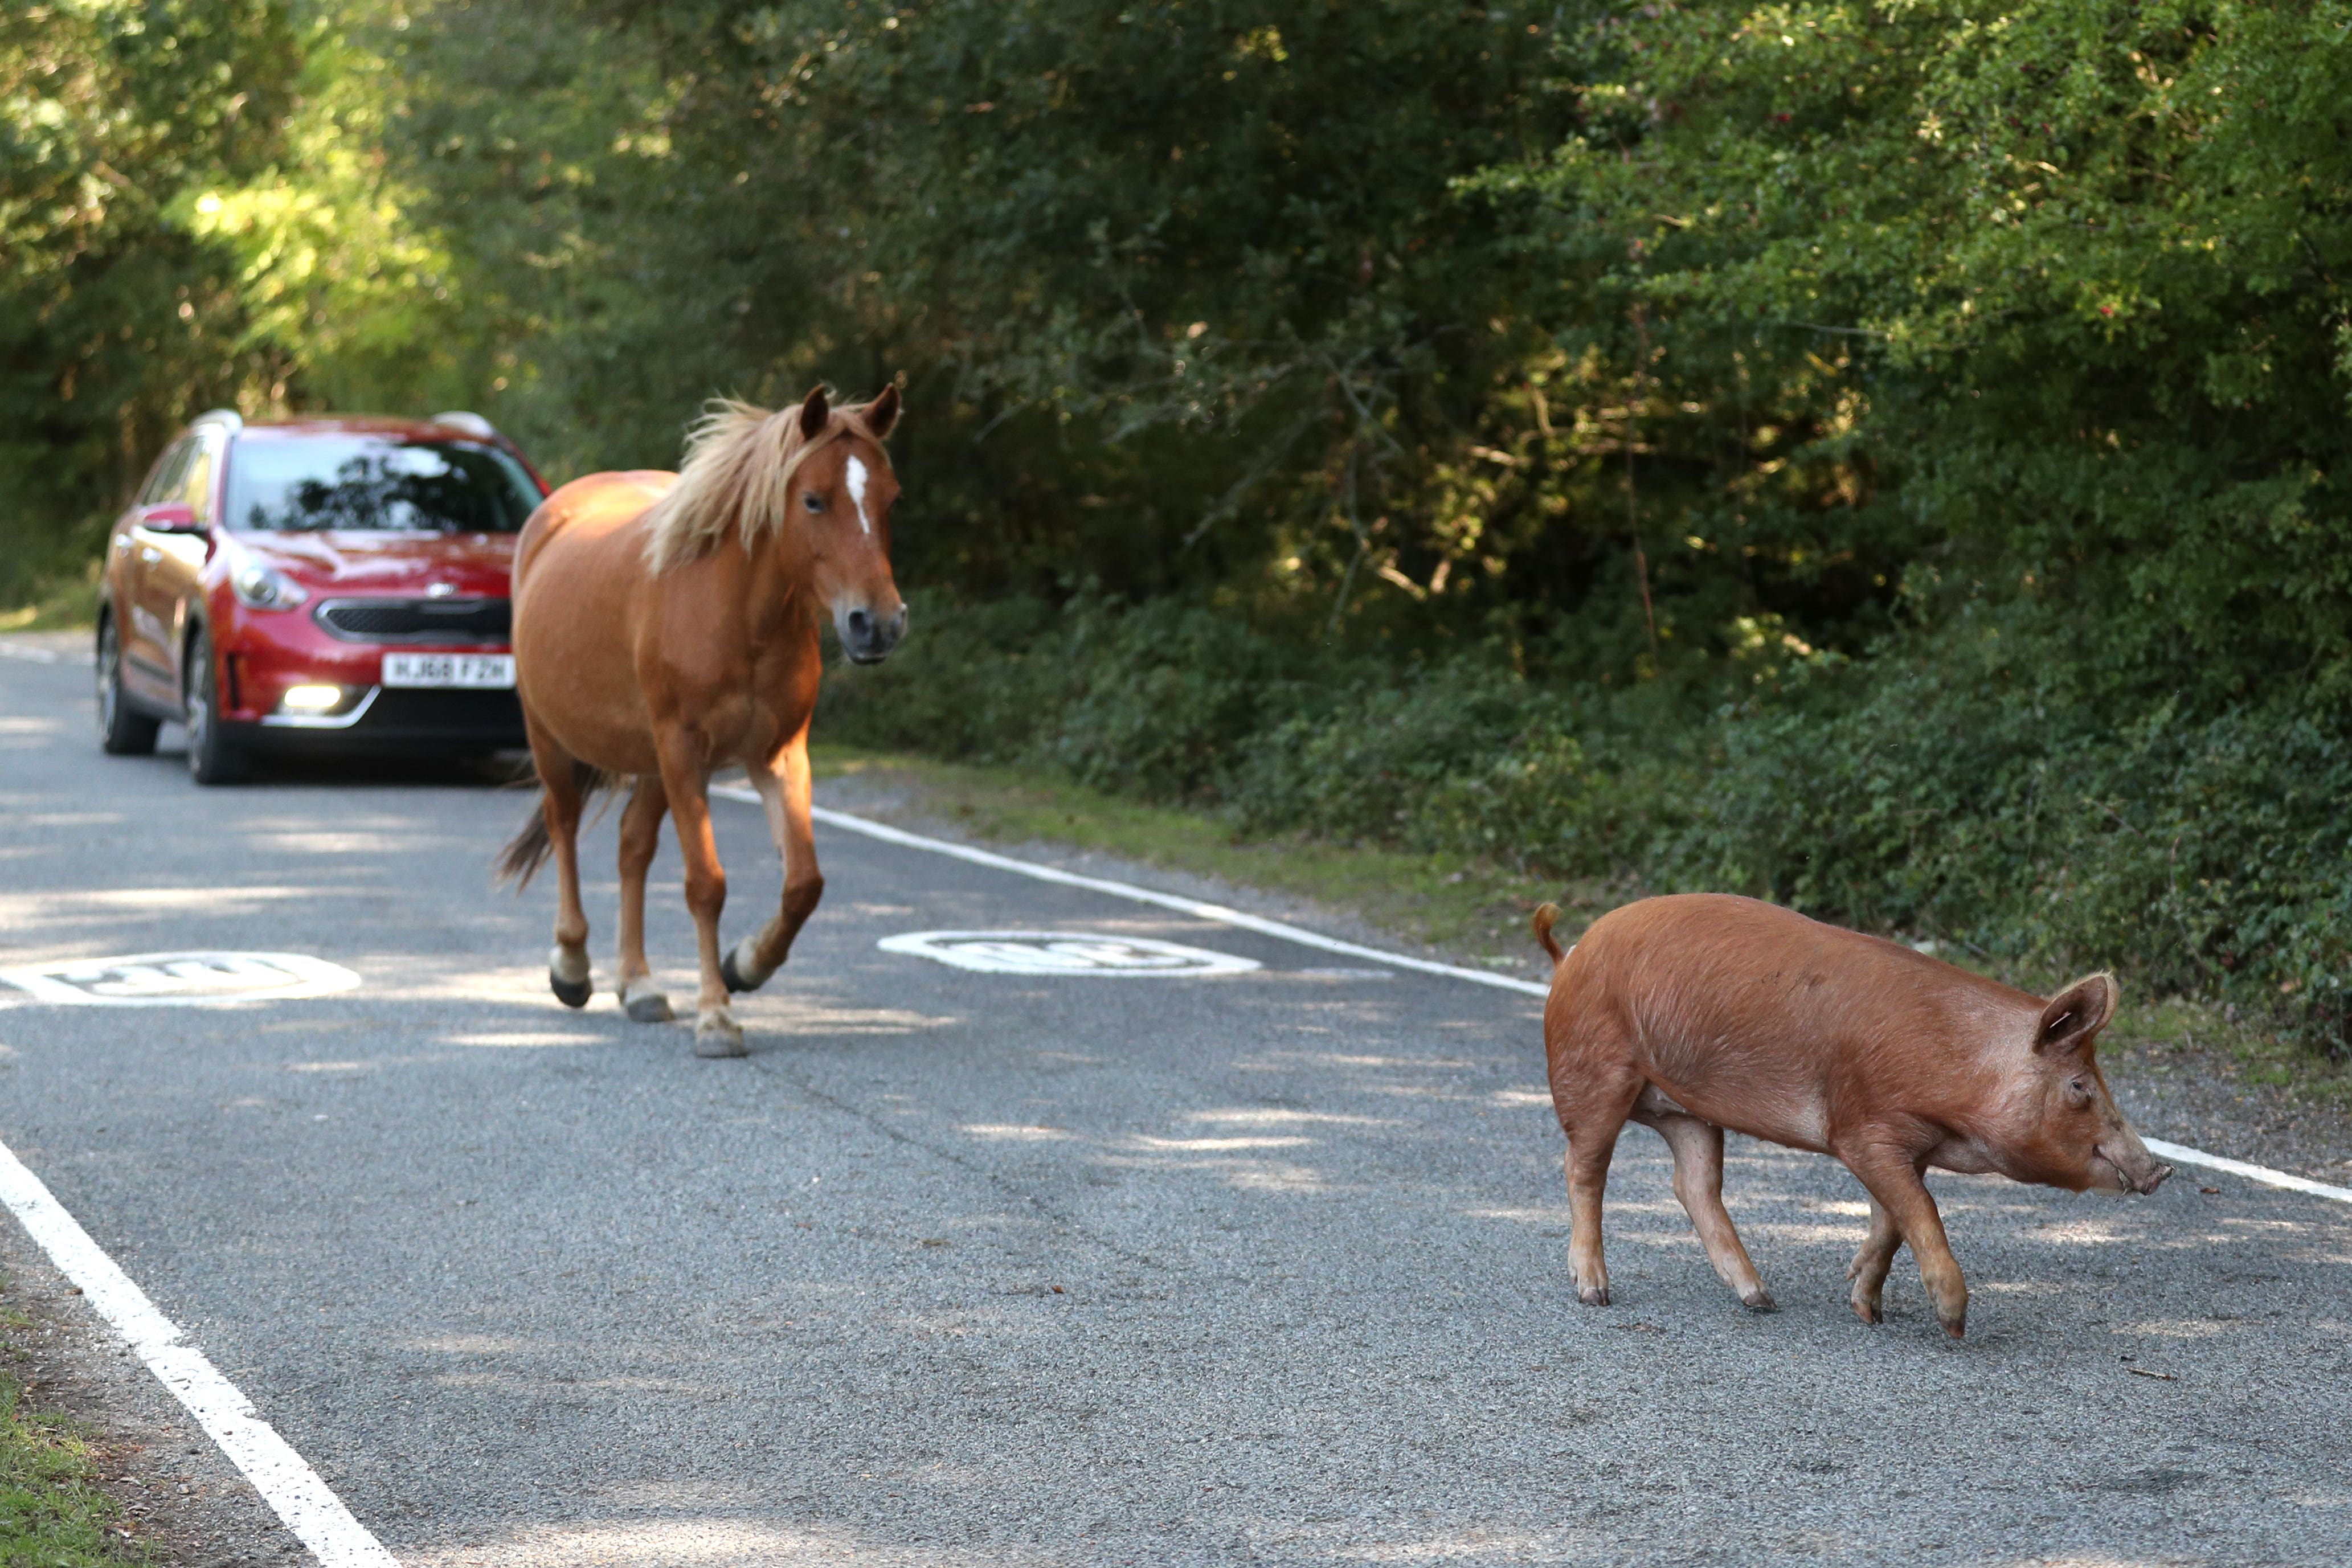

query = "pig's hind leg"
[1844,1198,1903,1326]
[1558,1076,1643,1308]
[1643,1111,1775,1313]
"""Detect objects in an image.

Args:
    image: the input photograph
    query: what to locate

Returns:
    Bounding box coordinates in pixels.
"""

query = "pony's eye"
[803,492,826,513]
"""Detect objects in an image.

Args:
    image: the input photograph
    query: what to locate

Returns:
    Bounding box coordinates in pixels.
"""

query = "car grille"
[361,687,526,740]
[314,597,510,644]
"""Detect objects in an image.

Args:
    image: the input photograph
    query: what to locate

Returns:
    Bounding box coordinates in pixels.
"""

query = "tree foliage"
[6,0,2348,1042]
[1,0,298,593]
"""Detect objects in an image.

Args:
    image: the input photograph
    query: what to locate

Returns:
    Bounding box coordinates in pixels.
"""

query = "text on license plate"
[381,653,515,689]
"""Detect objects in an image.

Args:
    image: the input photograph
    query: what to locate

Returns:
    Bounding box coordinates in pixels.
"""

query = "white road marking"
[0,642,60,664]
[2143,1137,2352,1205]
[707,785,1546,997]
[0,1138,400,1567]
[844,455,873,536]
[715,786,2352,1209]
[0,951,362,1006]
[879,930,1261,976]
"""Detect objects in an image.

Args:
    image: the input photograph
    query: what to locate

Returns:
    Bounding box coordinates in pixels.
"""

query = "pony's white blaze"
[845,455,873,537]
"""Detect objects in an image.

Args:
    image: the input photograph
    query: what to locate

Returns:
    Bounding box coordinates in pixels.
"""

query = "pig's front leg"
[1841,1147,1969,1340]
[1844,1197,1903,1325]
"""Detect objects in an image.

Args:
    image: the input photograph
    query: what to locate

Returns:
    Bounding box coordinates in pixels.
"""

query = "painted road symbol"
[878,931,1261,977]
[0,952,362,1006]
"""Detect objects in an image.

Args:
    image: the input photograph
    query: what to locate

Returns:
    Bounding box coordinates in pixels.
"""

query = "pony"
[495,384,906,1055]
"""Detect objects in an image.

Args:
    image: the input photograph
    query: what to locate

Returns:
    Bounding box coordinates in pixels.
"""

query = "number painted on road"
[878,931,1260,977]
[0,952,362,1006]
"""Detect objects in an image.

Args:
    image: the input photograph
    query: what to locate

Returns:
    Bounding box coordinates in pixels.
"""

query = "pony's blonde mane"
[642,395,884,575]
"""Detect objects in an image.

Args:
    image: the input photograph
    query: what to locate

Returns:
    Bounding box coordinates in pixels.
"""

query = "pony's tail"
[494,762,617,890]
[1531,902,1567,967]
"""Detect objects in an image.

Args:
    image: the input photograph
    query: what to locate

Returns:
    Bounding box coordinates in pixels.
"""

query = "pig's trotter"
[1846,1218,1899,1327]
[1576,1279,1611,1308]
[1740,1286,1777,1313]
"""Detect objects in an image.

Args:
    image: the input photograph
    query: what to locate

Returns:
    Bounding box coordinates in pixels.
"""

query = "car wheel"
[183,626,249,785]
[96,613,160,756]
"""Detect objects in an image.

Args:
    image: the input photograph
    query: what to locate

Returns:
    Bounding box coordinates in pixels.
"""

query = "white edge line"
[734,787,2352,1210]
[0,1138,400,1567]
[2142,1137,2352,1205]
[715,785,1548,998]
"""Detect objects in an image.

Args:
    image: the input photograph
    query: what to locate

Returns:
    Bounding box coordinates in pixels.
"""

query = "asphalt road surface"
[3,647,2349,1568]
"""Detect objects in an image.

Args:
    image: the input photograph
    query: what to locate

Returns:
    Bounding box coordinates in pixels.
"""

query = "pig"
[1531,893,2171,1338]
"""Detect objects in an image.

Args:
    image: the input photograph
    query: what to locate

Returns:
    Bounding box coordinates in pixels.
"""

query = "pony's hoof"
[694,1016,746,1058]
[624,990,674,1025]
[548,944,592,1009]
[1740,1287,1778,1314]
[718,936,774,995]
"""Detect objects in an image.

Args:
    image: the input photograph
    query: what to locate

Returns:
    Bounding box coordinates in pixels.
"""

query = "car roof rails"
[430,411,498,438]
[190,408,244,434]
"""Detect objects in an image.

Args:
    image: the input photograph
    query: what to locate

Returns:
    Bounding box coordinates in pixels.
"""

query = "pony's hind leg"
[1643,1108,1774,1312]
[725,734,821,992]
[655,738,743,1058]
[614,777,673,1024]
[527,727,594,1009]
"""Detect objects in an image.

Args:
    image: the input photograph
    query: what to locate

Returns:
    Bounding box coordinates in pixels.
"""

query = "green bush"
[822,592,2352,1057]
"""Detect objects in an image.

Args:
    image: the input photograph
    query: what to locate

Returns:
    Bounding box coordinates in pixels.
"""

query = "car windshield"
[224,436,541,534]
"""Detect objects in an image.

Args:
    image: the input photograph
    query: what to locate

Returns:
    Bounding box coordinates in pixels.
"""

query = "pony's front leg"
[656,744,743,1058]
[723,733,823,992]
[525,724,593,1008]
[614,777,673,1024]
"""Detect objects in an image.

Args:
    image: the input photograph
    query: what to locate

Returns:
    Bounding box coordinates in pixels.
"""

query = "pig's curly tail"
[1531,902,1566,965]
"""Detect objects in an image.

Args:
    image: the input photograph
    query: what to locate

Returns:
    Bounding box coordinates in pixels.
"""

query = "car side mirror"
[134,503,206,534]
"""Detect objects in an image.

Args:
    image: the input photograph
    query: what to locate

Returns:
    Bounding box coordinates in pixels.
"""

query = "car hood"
[230,531,516,596]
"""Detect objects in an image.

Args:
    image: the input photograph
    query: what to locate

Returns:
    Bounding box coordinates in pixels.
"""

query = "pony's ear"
[796,384,831,441]
[862,382,901,440]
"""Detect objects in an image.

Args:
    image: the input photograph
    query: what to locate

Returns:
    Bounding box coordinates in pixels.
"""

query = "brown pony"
[495,385,906,1056]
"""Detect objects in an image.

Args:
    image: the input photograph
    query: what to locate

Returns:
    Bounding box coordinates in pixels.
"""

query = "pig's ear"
[2036,973,2118,1055]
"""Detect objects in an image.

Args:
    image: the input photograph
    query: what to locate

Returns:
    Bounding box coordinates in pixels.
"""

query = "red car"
[96,410,550,783]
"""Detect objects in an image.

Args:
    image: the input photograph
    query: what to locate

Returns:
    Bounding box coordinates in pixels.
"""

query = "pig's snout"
[2095,1132,2173,1196]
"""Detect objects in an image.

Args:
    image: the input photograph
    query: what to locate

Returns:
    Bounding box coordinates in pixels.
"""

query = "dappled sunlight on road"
[410,1516,937,1567]
[445,1030,607,1049]
[957,1124,1070,1142]
[1183,1107,1396,1129]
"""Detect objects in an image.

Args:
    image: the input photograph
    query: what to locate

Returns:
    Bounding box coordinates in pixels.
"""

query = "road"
[2,645,2349,1567]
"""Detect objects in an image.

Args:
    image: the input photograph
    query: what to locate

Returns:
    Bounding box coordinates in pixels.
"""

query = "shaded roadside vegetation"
[0,1285,142,1566]
[7,0,2349,1052]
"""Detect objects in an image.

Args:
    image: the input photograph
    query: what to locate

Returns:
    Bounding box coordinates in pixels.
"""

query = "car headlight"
[232,563,309,609]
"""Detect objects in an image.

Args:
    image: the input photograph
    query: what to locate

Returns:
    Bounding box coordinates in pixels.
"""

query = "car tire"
[183,625,249,785]
[96,613,161,756]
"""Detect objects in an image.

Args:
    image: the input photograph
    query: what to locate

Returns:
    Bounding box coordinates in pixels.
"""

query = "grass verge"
[0,563,99,634]
[808,744,1621,969]
[807,744,2352,1119]
[0,1290,142,1565]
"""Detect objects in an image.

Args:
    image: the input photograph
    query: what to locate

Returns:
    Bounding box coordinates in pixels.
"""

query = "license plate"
[381,653,515,689]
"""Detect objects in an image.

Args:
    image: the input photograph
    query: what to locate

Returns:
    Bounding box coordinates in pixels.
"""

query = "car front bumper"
[230,684,527,752]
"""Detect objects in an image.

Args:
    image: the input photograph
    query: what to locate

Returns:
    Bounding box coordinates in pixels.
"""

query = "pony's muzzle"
[838,604,906,665]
